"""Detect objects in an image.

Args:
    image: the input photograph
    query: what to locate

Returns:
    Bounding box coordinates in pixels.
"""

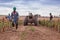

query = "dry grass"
[0,16,60,32]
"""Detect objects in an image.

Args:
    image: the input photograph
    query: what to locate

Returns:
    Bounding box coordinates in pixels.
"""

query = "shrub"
[30,26,35,32]
[18,20,23,25]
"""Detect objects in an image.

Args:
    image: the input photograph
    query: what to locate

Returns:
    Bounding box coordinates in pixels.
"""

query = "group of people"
[6,7,19,30]
[6,7,53,30]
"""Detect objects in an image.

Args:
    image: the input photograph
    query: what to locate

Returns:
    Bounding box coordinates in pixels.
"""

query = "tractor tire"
[24,16,28,26]
[34,20,38,26]
[24,21,28,26]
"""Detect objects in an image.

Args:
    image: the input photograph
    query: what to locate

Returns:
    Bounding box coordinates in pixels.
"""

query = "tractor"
[24,13,38,26]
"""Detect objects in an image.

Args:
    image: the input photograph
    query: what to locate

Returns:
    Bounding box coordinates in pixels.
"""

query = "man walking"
[50,13,53,21]
[11,7,19,30]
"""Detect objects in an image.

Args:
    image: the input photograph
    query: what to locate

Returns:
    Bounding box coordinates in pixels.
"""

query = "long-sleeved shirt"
[11,11,19,23]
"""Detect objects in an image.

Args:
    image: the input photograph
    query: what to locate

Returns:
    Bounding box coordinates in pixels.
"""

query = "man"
[6,14,11,21]
[50,13,53,21]
[29,13,33,19]
[11,7,19,29]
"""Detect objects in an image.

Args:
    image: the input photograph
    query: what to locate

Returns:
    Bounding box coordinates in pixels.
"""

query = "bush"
[39,20,60,32]
[18,20,23,25]
[39,20,45,26]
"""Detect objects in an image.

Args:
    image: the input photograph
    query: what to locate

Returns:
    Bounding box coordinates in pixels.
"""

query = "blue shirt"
[7,15,11,20]
[11,11,19,23]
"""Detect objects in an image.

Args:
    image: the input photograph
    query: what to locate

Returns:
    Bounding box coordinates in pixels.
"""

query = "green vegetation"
[18,20,23,25]
[21,26,35,40]
[0,22,3,29]
[30,26,35,32]
[39,20,60,32]
[0,19,60,33]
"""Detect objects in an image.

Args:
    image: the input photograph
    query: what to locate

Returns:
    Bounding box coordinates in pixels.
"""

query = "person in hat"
[11,7,19,29]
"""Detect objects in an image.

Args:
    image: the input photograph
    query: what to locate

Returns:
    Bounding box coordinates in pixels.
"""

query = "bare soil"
[0,25,60,40]
[0,16,60,40]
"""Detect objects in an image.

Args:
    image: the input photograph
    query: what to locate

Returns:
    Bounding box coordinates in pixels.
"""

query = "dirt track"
[0,25,60,40]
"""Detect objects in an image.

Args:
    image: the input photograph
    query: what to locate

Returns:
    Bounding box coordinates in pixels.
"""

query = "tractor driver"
[29,13,33,19]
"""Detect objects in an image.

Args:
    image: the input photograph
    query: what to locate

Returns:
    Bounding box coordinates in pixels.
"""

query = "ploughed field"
[0,16,60,40]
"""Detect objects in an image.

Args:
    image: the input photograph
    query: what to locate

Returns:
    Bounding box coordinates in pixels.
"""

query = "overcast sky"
[0,0,60,16]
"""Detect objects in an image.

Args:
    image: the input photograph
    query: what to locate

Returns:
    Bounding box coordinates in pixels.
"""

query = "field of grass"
[0,16,60,40]
[0,16,60,33]
[39,19,60,32]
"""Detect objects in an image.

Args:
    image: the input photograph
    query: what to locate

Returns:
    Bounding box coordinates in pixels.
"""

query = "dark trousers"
[12,22,18,29]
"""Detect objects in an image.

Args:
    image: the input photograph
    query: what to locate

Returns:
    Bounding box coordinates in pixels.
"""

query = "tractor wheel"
[24,16,28,26]
[34,20,38,26]
[24,21,28,26]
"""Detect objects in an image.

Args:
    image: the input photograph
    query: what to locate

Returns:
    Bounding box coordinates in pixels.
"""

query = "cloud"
[0,0,60,16]
[40,0,60,5]
[0,0,15,3]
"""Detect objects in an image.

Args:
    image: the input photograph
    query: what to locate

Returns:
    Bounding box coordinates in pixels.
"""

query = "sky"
[0,0,60,16]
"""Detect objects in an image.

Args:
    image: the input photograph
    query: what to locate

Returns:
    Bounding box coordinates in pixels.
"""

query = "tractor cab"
[29,13,33,19]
